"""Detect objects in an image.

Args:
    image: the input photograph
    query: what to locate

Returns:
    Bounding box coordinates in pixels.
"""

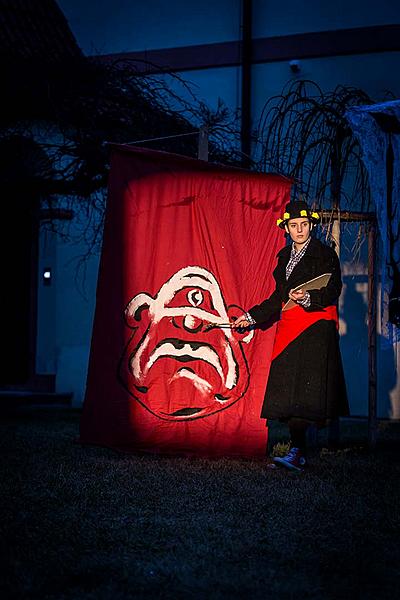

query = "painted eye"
[188,289,203,307]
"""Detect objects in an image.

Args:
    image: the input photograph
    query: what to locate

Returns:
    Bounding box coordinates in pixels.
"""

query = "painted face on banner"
[119,266,254,420]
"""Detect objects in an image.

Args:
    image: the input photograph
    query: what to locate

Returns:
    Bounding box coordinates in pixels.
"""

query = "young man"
[234,200,348,471]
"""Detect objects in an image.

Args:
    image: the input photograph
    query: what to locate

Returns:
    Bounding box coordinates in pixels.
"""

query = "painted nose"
[182,315,203,333]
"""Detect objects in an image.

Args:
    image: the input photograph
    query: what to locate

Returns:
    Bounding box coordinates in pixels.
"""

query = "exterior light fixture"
[289,60,300,73]
[43,267,52,286]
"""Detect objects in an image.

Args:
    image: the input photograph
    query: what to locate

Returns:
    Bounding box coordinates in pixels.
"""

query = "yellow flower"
[311,212,320,219]
[300,209,307,216]
[283,212,290,219]
[276,218,283,226]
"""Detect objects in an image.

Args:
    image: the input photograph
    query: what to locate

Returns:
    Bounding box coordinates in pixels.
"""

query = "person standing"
[233,200,348,471]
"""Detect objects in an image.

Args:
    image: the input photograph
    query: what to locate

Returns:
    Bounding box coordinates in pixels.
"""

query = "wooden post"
[198,126,209,161]
[331,218,341,257]
[368,220,378,450]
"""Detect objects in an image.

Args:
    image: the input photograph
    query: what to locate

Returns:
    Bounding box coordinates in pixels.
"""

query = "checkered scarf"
[285,236,311,280]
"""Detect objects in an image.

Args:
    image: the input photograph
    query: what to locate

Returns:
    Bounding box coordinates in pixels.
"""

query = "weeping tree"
[255,79,375,247]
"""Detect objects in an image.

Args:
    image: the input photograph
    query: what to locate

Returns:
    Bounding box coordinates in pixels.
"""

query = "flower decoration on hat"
[276,200,321,229]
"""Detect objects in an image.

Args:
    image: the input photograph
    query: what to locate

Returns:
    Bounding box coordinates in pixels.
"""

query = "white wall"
[252,0,400,37]
[58,0,242,54]
[37,220,100,407]
[54,237,100,407]
[252,52,400,127]
[59,0,400,55]
[36,228,57,374]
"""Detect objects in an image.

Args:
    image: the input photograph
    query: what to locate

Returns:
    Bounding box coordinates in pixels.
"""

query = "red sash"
[271,304,339,360]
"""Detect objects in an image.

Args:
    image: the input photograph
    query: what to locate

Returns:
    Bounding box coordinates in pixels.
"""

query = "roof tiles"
[0,0,83,62]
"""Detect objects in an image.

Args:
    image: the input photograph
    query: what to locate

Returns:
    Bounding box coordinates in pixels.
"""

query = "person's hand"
[289,288,306,302]
[231,315,250,329]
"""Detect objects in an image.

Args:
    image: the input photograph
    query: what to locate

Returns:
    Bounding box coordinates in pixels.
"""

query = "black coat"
[248,237,343,323]
[248,237,349,422]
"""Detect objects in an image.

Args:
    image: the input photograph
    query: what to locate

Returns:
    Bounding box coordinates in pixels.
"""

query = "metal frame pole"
[240,0,252,165]
[368,220,378,449]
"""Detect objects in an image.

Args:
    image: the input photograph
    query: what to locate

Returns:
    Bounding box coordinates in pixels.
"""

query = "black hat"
[276,200,320,229]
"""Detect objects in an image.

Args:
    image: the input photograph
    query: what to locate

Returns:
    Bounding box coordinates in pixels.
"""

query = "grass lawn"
[1,408,400,599]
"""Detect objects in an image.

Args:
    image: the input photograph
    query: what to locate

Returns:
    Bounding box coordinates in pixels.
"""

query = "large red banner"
[80,146,291,456]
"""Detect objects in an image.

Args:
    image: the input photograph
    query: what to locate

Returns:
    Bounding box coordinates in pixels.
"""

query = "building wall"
[252,0,400,37]
[252,52,400,120]
[37,223,99,407]
[53,238,99,407]
[58,0,242,54]
[36,229,57,375]
[59,0,400,54]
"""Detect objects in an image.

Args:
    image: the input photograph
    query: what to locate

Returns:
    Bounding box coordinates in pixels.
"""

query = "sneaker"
[273,447,306,472]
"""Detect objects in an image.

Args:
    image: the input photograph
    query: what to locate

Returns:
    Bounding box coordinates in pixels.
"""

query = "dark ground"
[1,408,400,600]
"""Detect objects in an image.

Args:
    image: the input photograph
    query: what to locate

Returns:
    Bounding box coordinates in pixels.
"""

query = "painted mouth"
[143,337,237,389]
[136,365,232,416]
[167,407,203,416]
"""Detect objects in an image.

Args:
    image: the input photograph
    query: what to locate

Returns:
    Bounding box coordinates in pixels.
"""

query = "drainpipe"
[241,0,252,166]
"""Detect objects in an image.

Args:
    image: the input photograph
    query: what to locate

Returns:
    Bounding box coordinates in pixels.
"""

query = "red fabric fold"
[271,304,339,361]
